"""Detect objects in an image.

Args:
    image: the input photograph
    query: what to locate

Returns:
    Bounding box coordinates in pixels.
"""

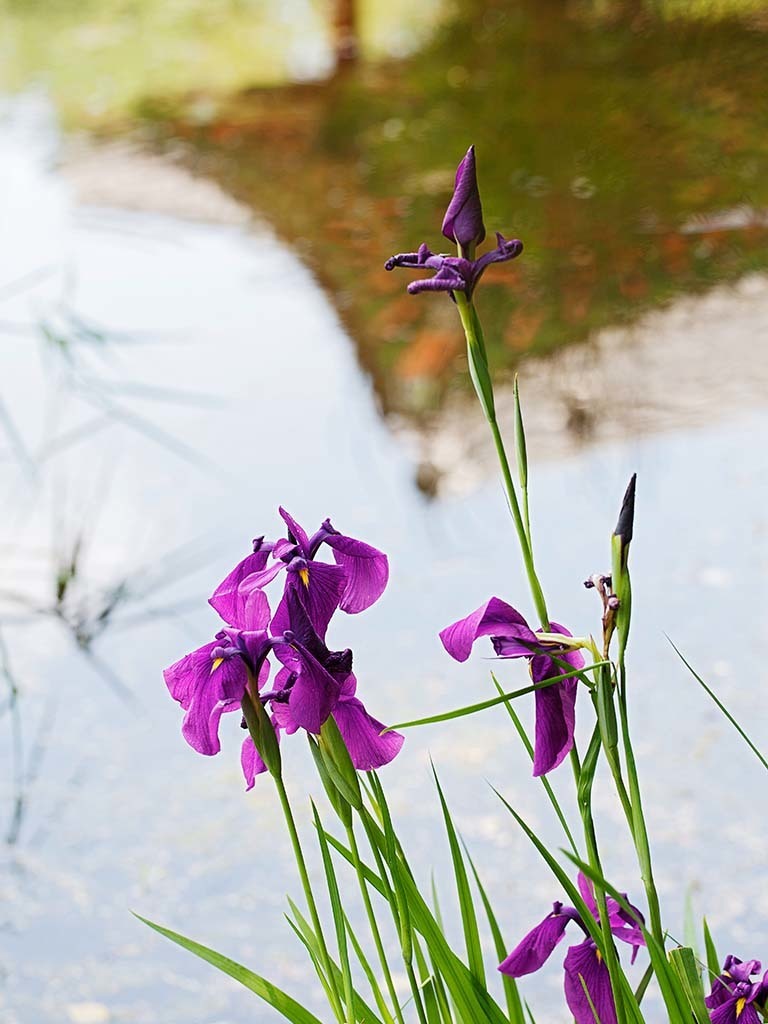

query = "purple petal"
[241,735,269,791]
[332,695,404,771]
[180,656,248,756]
[442,145,486,248]
[279,507,310,555]
[440,596,535,663]
[710,998,762,1024]
[384,244,437,271]
[531,675,577,776]
[498,911,571,978]
[272,561,346,640]
[408,264,468,294]
[208,543,272,627]
[320,523,389,613]
[277,645,341,734]
[472,232,524,275]
[563,940,618,1024]
[163,640,218,710]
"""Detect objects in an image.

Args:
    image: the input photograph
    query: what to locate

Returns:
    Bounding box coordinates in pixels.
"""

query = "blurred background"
[1,1,767,1022]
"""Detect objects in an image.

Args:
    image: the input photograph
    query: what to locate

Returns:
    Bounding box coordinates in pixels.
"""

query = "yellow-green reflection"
[4,0,768,426]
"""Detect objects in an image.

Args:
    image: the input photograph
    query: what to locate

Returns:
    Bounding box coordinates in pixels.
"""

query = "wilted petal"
[241,735,269,791]
[498,909,571,978]
[442,145,486,248]
[563,940,618,1024]
[332,695,404,771]
[208,542,272,627]
[408,264,468,294]
[440,596,535,663]
[472,232,524,277]
[319,521,389,613]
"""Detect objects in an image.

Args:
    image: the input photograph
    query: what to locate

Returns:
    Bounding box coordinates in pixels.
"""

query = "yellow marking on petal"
[211,657,224,672]
[596,949,603,964]
[299,568,310,587]
[736,999,747,1019]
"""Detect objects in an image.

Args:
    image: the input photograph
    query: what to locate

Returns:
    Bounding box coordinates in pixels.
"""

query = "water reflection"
[126,0,768,460]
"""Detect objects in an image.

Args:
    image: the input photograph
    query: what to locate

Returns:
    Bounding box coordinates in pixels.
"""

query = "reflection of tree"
[140,0,768,423]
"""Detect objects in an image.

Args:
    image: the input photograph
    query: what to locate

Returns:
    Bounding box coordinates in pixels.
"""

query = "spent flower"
[385,145,522,298]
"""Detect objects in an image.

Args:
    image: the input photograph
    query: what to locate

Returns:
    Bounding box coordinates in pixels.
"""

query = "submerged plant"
[140,145,766,1024]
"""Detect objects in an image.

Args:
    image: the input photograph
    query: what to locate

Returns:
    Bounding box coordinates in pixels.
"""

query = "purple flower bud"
[442,145,486,250]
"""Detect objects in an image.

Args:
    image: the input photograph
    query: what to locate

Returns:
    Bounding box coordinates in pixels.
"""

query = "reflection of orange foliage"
[395,329,459,379]
[482,264,522,287]
[619,271,648,299]
[562,282,593,324]
[661,233,689,276]
[504,307,545,350]
[370,293,423,336]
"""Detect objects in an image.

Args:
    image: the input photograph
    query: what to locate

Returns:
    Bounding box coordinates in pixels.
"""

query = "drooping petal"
[279,507,310,555]
[408,264,468,294]
[531,675,577,776]
[577,873,645,962]
[332,695,404,771]
[319,521,389,613]
[208,541,273,627]
[471,232,524,277]
[163,640,218,710]
[440,596,535,663]
[275,643,342,734]
[563,940,618,1024]
[180,655,248,756]
[498,909,571,978]
[442,145,486,249]
[241,734,269,791]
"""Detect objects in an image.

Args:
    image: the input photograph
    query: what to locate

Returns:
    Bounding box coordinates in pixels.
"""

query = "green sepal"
[319,715,362,810]
[307,735,352,827]
[241,685,281,778]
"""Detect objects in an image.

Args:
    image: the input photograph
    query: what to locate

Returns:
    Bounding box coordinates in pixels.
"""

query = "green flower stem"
[454,292,549,629]
[346,823,406,1024]
[617,663,664,948]
[571,743,629,1024]
[273,775,346,1023]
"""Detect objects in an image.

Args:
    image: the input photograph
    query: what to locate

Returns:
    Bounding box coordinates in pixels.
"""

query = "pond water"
[1,4,768,1023]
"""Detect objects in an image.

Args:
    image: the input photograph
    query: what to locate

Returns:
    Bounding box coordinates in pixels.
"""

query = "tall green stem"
[274,775,345,1023]
[346,824,405,1024]
[454,292,549,628]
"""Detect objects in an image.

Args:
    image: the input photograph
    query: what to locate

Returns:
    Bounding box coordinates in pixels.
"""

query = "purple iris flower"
[499,873,645,1024]
[227,508,388,640]
[440,597,585,776]
[164,529,402,789]
[241,590,404,789]
[385,145,523,297]
[706,956,768,1024]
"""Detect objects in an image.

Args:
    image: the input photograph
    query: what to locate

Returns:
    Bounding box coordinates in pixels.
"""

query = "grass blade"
[135,913,324,1024]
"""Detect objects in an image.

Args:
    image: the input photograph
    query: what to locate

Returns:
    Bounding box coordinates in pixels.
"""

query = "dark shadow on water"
[131,0,768,426]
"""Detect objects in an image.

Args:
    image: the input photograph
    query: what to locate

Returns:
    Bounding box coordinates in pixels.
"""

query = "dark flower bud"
[614,474,637,550]
[442,145,486,250]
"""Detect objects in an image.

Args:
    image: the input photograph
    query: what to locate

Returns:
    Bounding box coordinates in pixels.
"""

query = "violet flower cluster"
[440,597,585,776]
[164,509,403,788]
[385,145,523,297]
[499,874,645,1024]
[707,956,768,1024]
